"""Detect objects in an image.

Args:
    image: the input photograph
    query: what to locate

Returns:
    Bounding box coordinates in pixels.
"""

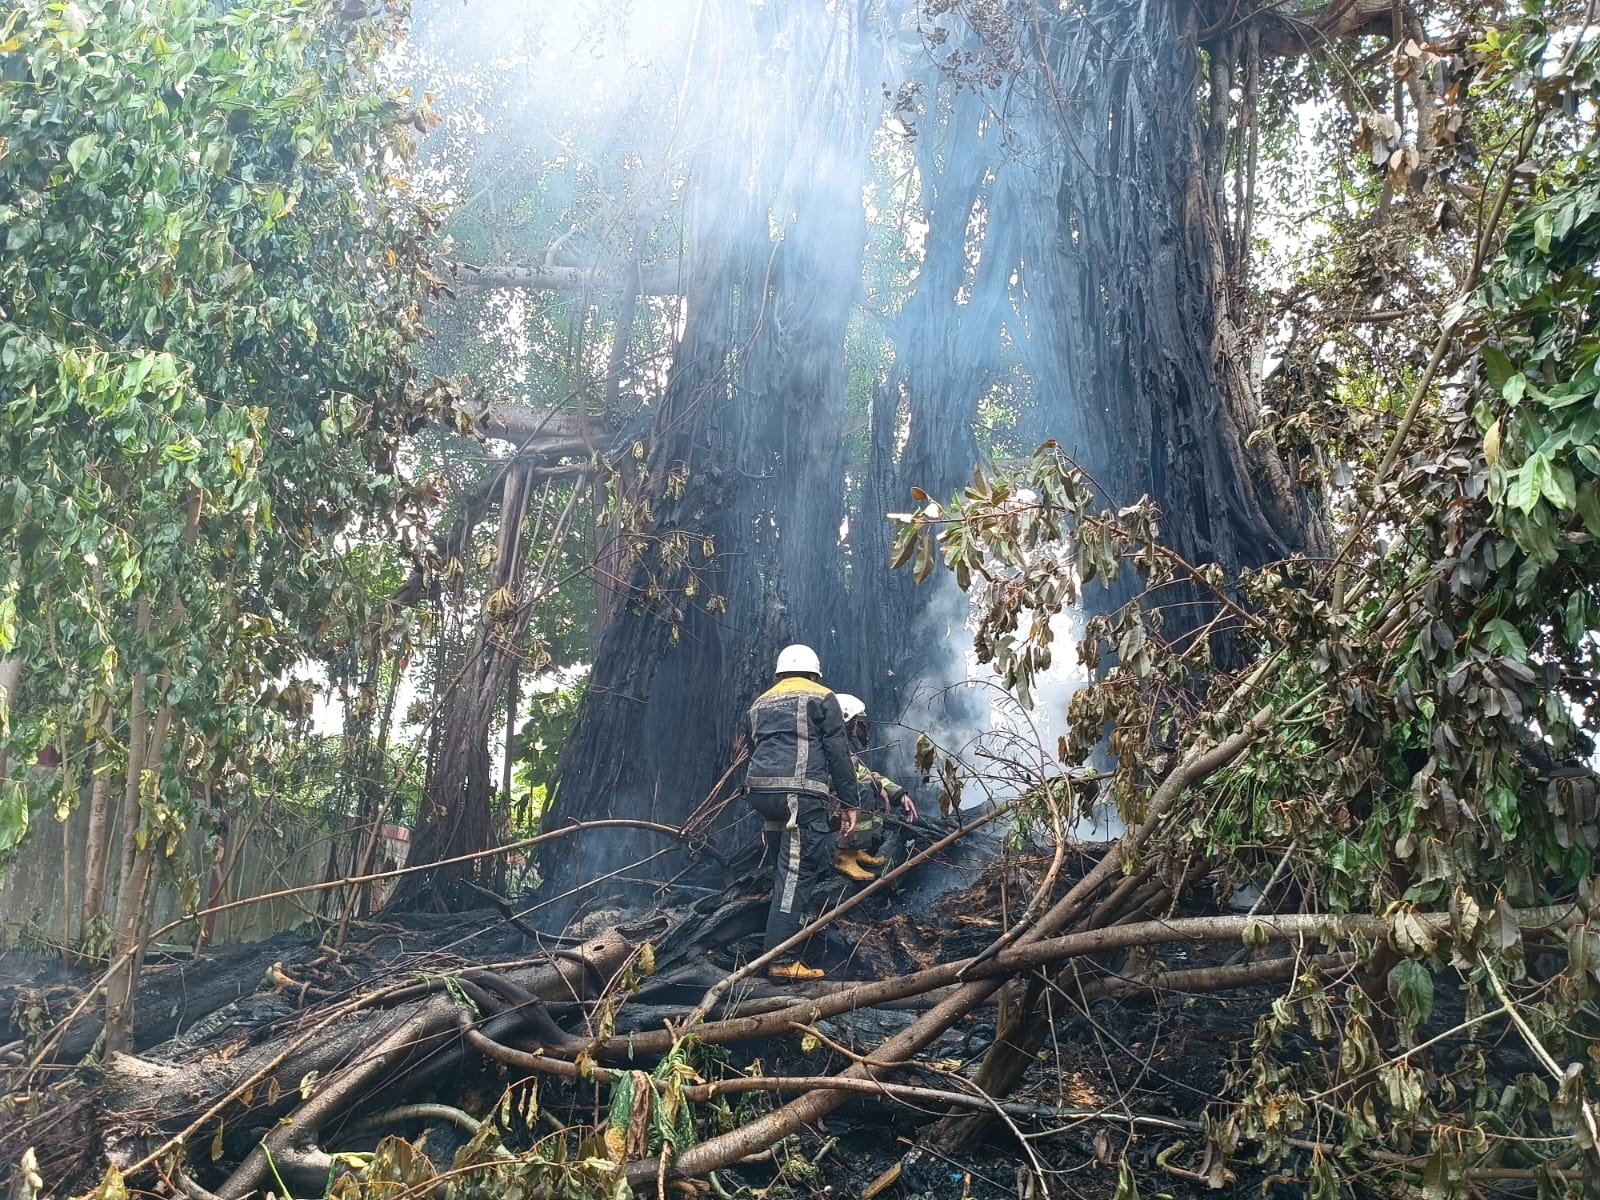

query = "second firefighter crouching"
[831,693,918,881]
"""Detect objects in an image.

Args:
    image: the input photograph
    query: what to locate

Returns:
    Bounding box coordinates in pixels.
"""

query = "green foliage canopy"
[0,0,440,858]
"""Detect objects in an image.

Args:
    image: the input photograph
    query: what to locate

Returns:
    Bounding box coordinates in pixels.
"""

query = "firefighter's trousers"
[746,789,835,956]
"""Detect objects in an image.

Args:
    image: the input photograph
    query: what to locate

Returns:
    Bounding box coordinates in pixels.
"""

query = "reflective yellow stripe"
[778,794,802,914]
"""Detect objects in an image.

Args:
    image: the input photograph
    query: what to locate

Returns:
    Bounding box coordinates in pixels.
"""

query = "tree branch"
[1254,0,1398,57]
[444,260,687,297]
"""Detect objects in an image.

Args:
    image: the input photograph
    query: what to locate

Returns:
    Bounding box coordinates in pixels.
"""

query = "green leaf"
[1507,460,1541,513]
[1484,618,1528,659]
[1533,209,1552,253]
[1524,452,1554,510]
[1481,345,1515,392]
[1389,959,1435,1026]
[0,587,16,654]
[1113,1156,1140,1200]
[1541,461,1577,510]
[0,779,29,853]
[1575,483,1600,535]
[66,133,98,172]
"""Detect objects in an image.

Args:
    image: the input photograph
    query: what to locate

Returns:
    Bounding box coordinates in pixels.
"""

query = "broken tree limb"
[105,926,648,1196]
[1075,951,1355,1003]
[938,692,1327,1149]
[458,1027,1197,1128]
[624,729,1561,1190]
[967,697,1305,983]
[568,904,1581,1065]
[1248,0,1399,58]
[964,770,1072,975]
[468,403,603,451]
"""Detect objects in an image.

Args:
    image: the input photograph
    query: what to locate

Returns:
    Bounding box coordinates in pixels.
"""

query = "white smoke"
[887,554,1124,841]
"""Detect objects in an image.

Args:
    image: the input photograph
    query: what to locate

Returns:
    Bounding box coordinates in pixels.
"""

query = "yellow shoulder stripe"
[758,676,832,700]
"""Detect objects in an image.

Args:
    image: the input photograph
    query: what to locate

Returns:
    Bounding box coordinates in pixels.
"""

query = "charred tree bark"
[918,0,1329,1150]
[858,78,1016,742]
[1027,2,1326,633]
[540,0,870,909]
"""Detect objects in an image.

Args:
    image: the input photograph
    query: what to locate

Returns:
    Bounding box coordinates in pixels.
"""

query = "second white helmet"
[774,643,822,677]
[835,693,867,723]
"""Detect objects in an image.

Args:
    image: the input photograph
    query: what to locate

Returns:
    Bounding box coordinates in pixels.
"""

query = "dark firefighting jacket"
[743,676,862,810]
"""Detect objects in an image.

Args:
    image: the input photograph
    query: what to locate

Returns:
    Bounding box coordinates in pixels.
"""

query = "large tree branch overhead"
[1251,0,1402,57]
[444,258,686,296]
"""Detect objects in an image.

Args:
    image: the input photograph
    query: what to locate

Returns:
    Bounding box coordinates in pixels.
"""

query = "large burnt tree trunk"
[1031,4,1325,614]
[539,1,871,911]
[858,75,1015,743]
[543,0,1326,907]
[926,0,1327,1148]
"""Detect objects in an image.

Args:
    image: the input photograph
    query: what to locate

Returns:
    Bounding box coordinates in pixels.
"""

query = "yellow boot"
[855,849,887,867]
[833,849,875,881]
[768,960,826,982]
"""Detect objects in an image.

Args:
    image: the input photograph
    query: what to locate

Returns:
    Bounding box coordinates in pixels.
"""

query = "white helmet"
[835,693,867,723]
[774,643,822,677]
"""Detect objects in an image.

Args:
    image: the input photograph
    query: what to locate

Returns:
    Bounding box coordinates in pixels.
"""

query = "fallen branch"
[565,905,1580,1064]
[461,1026,1197,1127]
[1075,951,1354,1003]
[621,897,1577,1185]
[104,927,649,1198]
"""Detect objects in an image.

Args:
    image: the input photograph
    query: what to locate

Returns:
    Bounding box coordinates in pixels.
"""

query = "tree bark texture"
[546,0,1330,902]
[858,74,1011,741]
[541,0,872,907]
[1026,1,1325,613]
[393,461,539,908]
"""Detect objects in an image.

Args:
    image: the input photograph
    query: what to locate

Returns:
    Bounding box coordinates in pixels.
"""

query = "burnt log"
[1,931,323,1066]
[99,923,652,1197]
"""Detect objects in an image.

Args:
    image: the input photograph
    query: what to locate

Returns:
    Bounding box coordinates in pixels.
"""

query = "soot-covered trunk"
[1028,5,1324,621]
[928,0,1328,1147]
[538,1,869,912]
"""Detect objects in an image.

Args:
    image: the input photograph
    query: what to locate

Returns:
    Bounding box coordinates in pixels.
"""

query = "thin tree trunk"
[81,741,113,935]
[392,462,542,908]
[60,793,73,957]
[593,269,640,638]
[501,665,518,808]
[104,599,153,1055]
[105,492,200,1053]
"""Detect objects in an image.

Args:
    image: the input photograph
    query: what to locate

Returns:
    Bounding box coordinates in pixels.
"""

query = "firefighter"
[743,643,861,981]
[831,693,919,880]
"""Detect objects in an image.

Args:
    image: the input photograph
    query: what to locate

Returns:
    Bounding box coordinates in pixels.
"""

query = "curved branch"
[1254,0,1401,57]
